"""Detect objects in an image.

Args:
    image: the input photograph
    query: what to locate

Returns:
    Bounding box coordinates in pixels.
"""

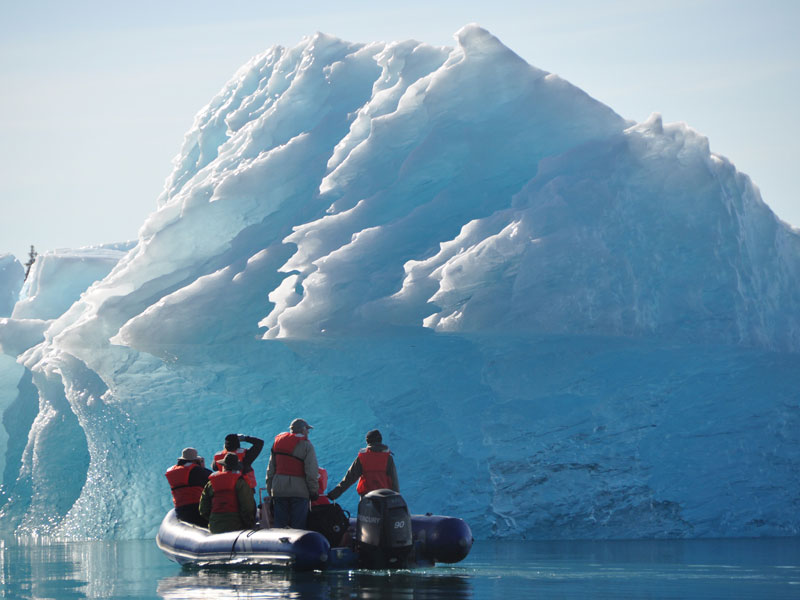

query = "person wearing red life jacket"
[199,453,256,534]
[165,447,212,526]
[307,466,351,547]
[327,429,399,502]
[312,467,331,507]
[265,418,319,529]
[212,433,264,492]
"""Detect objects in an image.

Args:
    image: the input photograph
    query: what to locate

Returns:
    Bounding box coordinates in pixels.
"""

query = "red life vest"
[214,448,256,489]
[356,450,392,495]
[165,463,203,508]
[208,471,241,513]
[312,467,330,506]
[272,432,307,477]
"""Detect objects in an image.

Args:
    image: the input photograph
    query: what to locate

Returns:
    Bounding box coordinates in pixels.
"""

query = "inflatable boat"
[156,489,472,570]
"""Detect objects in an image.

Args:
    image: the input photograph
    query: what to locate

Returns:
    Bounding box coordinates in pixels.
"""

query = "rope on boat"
[229,528,260,561]
[229,530,246,560]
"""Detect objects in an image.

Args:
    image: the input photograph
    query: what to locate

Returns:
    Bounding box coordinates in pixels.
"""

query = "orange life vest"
[209,471,241,513]
[214,448,256,489]
[272,432,307,477]
[356,450,392,495]
[312,467,331,506]
[165,463,204,508]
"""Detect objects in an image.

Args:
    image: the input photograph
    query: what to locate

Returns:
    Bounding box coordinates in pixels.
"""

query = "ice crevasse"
[0,25,798,540]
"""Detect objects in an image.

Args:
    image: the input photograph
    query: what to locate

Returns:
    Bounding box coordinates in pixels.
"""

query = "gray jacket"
[265,433,319,499]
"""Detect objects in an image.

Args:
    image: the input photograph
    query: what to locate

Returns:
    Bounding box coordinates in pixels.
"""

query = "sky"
[1,0,798,263]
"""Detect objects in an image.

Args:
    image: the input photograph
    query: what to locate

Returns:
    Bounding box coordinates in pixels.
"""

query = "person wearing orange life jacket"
[307,466,352,547]
[165,447,212,526]
[212,433,264,492]
[327,429,399,501]
[199,453,256,534]
[312,467,331,507]
[265,418,319,529]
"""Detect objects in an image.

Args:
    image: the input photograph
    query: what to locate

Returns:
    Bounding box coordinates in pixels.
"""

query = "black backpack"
[307,502,351,547]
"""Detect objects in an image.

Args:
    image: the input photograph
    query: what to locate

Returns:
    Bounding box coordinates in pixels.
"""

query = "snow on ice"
[0,25,798,540]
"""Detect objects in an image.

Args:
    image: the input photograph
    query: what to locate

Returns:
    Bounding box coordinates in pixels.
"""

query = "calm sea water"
[1,537,798,599]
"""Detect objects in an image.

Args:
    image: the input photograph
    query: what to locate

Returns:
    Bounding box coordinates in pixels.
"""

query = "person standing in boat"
[199,453,256,533]
[212,433,264,493]
[312,468,331,506]
[327,429,399,501]
[165,447,212,527]
[265,418,319,529]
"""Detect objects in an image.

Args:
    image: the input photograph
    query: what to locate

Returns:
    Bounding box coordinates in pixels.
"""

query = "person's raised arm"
[238,434,264,467]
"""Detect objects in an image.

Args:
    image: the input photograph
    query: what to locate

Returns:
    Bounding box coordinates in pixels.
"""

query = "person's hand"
[309,493,319,502]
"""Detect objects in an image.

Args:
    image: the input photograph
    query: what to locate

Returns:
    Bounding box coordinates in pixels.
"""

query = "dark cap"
[290,418,313,433]
[366,429,382,444]
[222,453,240,471]
[224,433,240,450]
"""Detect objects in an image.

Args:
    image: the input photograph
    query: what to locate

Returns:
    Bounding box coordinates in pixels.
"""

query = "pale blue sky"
[1,0,798,262]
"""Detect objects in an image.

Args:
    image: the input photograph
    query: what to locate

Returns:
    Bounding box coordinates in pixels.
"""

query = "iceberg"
[0,25,798,540]
[0,255,23,318]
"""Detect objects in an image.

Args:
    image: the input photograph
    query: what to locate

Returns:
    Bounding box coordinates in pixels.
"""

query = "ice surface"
[0,25,798,540]
[0,255,23,318]
[13,246,132,321]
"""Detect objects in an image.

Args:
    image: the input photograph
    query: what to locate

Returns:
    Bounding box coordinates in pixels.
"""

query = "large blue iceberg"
[0,25,798,540]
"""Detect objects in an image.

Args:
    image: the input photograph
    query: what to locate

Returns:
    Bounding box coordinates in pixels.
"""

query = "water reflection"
[1,537,799,599]
[0,538,175,599]
[156,568,473,600]
[1,538,86,599]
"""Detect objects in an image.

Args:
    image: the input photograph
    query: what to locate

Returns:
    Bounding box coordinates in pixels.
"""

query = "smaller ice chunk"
[0,255,24,317]
[13,246,131,321]
[0,318,49,357]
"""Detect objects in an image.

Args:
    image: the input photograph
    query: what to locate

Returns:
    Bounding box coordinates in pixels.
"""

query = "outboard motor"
[357,489,413,568]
